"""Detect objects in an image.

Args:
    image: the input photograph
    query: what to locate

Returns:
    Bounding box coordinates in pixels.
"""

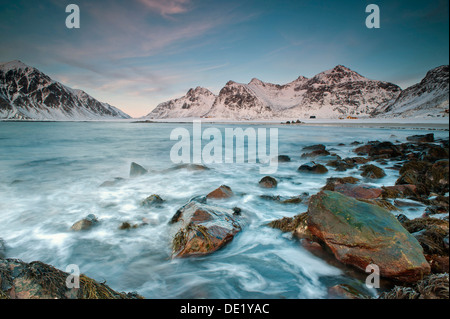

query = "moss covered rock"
[307,191,430,283]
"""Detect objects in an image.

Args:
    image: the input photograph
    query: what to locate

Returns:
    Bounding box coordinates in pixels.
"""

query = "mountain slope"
[375,65,449,118]
[147,65,403,120]
[145,86,216,119]
[0,60,130,120]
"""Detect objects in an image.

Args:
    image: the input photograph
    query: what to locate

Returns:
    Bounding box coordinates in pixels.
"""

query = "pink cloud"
[137,0,192,16]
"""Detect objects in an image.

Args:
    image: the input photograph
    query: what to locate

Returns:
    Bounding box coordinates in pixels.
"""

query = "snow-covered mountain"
[374,65,449,118]
[0,60,131,120]
[146,86,216,119]
[145,65,403,120]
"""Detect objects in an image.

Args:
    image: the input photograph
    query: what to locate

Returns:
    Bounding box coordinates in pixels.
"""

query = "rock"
[99,177,125,188]
[326,160,355,171]
[302,144,326,152]
[274,155,291,163]
[396,214,410,224]
[0,238,6,258]
[298,162,328,174]
[381,185,418,199]
[70,214,98,232]
[322,177,360,191]
[422,145,449,162]
[206,185,234,199]
[379,273,448,299]
[267,213,312,240]
[334,184,383,199]
[119,222,139,230]
[307,191,431,282]
[141,194,164,207]
[407,134,435,143]
[130,162,148,177]
[170,200,243,258]
[354,141,402,158]
[425,255,449,274]
[301,149,331,159]
[328,284,369,299]
[402,217,449,256]
[259,176,278,188]
[0,258,143,299]
[360,164,386,179]
[429,160,449,194]
[232,207,242,216]
[171,164,210,171]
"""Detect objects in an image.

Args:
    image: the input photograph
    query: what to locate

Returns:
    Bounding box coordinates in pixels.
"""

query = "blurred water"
[0,122,447,298]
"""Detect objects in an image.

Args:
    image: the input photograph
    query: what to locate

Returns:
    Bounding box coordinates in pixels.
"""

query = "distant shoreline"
[1,118,449,130]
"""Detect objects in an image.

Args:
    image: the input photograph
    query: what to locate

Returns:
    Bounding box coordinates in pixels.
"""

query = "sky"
[0,0,448,118]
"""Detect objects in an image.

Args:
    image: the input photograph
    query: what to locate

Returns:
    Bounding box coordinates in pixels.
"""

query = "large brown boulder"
[0,259,142,299]
[307,191,430,283]
[206,185,234,199]
[170,200,243,258]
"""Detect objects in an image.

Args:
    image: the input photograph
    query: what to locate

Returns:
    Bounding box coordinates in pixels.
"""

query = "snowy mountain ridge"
[145,64,448,120]
[0,60,131,120]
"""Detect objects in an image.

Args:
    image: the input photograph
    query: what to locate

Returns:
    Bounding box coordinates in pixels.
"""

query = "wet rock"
[99,177,125,188]
[206,185,234,199]
[407,134,435,143]
[0,258,143,299]
[334,184,383,199]
[379,273,448,299]
[307,191,431,283]
[396,214,410,224]
[130,162,148,178]
[0,238,6,258]
[429,160,449,194]
[274,155,291,163]
[421,145,449,163]
[302,144,326,152]
[381,185,418,199]
[232,207,242,216]
[354,141,402,158]
[328,284,369,300]
[267,213,312,240]
[360,164,386,179]
[70,214,98,232]
[298,162,328,174]
[321,177,360,191]
[301,149,331,159]
[171,164,210,171]
[118,222,139,230]
[170,200,243,258]
[402,217,449,257]
[141,194,164,207]
[259,176,278,188]
[326,159,355,172]
[425,255,449,274]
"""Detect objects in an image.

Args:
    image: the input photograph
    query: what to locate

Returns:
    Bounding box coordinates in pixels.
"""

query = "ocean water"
[0,121,447,299]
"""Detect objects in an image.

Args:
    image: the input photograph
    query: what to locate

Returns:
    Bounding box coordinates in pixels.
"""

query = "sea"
[0,121,448,299]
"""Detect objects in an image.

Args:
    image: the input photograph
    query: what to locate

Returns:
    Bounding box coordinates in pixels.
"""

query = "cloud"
[137,0,192,16]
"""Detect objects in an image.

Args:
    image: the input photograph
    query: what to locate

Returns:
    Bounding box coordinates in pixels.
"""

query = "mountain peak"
[249,78,265,86]
[0,60,32,72]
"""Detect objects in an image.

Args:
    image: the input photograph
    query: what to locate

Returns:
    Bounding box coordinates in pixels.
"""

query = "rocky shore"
[1,133,448,299]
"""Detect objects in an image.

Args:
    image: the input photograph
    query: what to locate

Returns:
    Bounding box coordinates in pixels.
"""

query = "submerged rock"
[170,200,243,258]
[0,259,142,299]
[298,162,328,174]
[130,162,148,177]
[321,177,360,191]
[0,238,6,258]
[267,213,312,240]
[206,185,234,199]
[71,214,98,232]
[360,164,386,179]
[407,133,435,143]
[141,194,164,207]
[307,191,430,283]
[259,176,278,188]
[328,284,369,300]
[99,177,125,188]
[274,155,291,163]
